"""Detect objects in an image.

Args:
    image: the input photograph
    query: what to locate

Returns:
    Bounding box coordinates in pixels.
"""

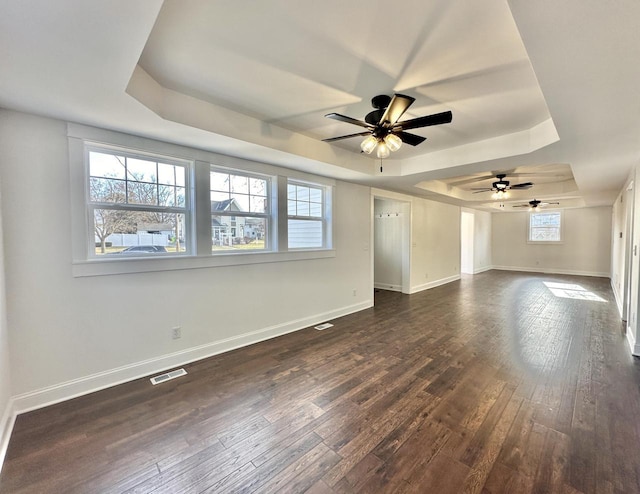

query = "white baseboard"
[492,265,610,278]
[627,326,640,356]
[11,300,372,416]
[473,265,493,274]
[0,397,16,475]
[374,282,402,292]
[410,274,460,294]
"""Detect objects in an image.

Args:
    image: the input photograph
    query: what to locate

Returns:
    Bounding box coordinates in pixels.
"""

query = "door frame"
[371,193,412,298]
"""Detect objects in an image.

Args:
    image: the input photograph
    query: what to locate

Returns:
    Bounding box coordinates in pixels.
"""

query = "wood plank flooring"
[2,270,640,493]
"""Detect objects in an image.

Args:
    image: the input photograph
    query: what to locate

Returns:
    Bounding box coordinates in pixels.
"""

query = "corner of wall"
[473,265,493,275]
[627,326,640,356]
[410,274,460,294]
[0,154,14,475]
[611,278,624,318]
[0,395,15,475]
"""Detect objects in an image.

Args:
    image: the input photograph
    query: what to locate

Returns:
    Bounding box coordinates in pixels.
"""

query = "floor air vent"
[150,368,187,385]
[314,323,334,331]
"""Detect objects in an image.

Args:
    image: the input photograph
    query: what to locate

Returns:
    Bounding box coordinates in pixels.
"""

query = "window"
[210,168,270,251]
[529,211,562,242]
[72,125,336,276]
[87,147,191,257]
[287,181,328,249]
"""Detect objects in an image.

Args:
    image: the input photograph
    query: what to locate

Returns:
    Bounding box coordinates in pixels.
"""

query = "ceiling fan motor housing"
[365,110,386,126]
[493,174,509,190]
[371,94,392,109]
[365,95,392,125]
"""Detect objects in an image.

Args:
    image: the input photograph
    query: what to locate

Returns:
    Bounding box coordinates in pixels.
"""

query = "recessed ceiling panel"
[138,0,554,163]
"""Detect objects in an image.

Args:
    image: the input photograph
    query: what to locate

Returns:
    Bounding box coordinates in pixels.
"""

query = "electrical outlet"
[171,326,182,340]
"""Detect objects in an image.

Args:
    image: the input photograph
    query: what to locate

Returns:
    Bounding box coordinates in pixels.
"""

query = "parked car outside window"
[109,246,168,255]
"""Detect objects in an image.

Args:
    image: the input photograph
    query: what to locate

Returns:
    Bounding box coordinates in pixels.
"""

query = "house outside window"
[529,211,562,242]
[287,181,329,249]
[210,168,270,251]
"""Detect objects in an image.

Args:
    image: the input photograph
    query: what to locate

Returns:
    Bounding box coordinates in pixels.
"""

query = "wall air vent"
[150,368,187,385]
[314,323,334,331]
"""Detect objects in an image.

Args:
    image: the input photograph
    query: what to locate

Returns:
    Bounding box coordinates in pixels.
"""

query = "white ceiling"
[1,0,638,211]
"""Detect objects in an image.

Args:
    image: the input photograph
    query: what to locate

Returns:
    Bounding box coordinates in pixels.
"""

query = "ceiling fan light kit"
[323,93,452,160]
[376,141,390,159]
[492,190,509,200]
[360,130,402,157]
[384,133,402,152]
[360,135,378,154]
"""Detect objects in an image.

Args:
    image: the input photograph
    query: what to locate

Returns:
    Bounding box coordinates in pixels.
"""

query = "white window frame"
[68,124,335,277]
[85,144,194,259]
[287,179,332,250]
[528,210,563,243]
[210,166,274,253]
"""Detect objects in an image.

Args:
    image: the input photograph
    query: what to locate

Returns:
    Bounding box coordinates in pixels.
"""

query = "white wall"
[0,110,373,410]
[492,207,612,277]
[412,199,461,289]
[372,188,461,293]
[374,199,404,291]
[473,210,492,272]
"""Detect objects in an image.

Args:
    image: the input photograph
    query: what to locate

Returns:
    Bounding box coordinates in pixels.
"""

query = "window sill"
[72,249,336,277]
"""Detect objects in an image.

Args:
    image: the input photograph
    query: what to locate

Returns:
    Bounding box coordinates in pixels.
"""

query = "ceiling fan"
[513,199,560,209]
[471,173,533,199]
[450,170,565,187]
[323,94,452,159]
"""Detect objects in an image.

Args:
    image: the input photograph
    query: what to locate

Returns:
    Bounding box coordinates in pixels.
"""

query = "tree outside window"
[88,150,189,255]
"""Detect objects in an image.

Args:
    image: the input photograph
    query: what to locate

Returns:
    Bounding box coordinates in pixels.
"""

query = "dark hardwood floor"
[2,270,640,493]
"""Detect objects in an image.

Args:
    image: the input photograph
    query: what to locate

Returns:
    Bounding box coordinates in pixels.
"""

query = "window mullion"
[155,161,160,207]
[195,160,212,256]
[277,176,288,251]
[124,156,129,204]
[88,202,187,214]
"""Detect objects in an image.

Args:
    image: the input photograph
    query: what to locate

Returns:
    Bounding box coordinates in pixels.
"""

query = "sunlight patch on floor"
[543,281,607,302]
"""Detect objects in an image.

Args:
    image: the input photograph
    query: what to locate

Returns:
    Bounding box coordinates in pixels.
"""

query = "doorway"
[461,210,474,274]
[373,197,410,295]
[623,182,634,324]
